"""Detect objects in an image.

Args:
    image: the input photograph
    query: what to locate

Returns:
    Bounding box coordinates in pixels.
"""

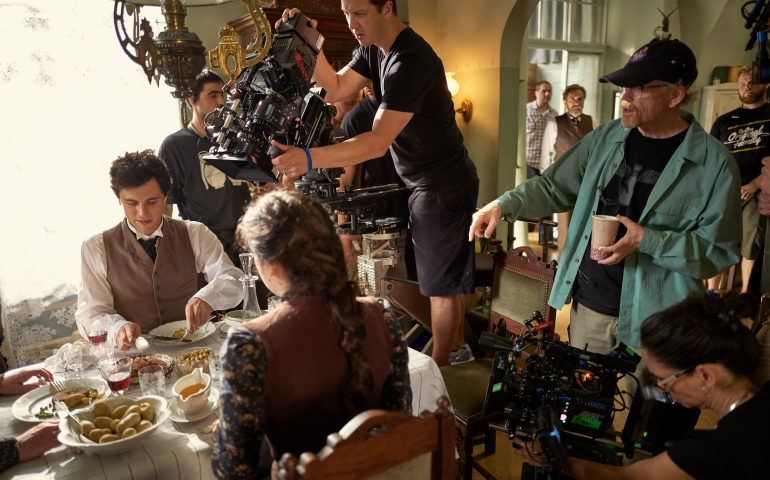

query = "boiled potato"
[99,434,120,444]
[81,420,95,438]
[111,405,129,419]
[125,405,141,417]
[135,420,153,433]
[87,428,112,442]
[93,401,111,418]
[93,416,113,429]
[111,419,120,432]
[65,394,86,409]
[120,428,137,439]
[139,403,154,421]
[116,412,141,435]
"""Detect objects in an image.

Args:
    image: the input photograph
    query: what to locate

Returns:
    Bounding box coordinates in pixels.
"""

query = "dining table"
[0,322,450,479]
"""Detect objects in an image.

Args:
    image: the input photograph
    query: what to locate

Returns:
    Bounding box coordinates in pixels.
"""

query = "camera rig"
[479,312,698,478]
[202,13,346,184]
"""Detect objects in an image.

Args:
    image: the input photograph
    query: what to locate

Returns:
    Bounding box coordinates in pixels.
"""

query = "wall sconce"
[445,72,472,121]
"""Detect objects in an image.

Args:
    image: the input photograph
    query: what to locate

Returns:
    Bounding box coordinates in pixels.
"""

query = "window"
[527,0,608,121]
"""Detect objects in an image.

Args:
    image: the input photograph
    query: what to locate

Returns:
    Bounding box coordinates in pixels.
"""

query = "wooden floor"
[469,242,721,479]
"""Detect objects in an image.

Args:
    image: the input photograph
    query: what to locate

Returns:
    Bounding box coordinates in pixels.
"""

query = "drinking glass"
[138,365,166,396]
[99,357,133,395]
[66,345,83,379]
[85,317,112,358]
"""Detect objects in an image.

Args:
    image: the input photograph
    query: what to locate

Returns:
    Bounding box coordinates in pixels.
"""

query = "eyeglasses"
[652,365,696,390]
[616,83,670,99]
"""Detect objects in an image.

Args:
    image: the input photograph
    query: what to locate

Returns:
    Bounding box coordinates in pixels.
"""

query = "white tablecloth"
[0,327,448,480]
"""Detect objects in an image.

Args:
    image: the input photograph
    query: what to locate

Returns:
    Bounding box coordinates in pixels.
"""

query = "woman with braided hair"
[514,293,769,480]
[212,191,411,479]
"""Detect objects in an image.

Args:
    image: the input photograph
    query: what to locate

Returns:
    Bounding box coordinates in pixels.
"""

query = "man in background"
[526,81,557,179]
[707,66,769,294]
[158,70,252,268]
[539,84,597,256]
[470,39,741,388]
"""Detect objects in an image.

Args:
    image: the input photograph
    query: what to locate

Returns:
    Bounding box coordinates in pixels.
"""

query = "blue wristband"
[301,148,313,171]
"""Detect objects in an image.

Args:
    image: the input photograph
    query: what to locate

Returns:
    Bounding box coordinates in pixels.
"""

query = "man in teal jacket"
[470,39,741,384]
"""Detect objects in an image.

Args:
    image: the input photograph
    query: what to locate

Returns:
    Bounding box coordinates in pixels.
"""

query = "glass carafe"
[240,253,261,322]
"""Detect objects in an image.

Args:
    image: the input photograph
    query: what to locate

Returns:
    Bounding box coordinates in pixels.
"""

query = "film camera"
[478,312,698,478]
[202,13,346,185]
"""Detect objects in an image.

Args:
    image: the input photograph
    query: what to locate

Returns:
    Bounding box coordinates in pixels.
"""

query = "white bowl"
[172,370,211,415]
[58,395,169,456]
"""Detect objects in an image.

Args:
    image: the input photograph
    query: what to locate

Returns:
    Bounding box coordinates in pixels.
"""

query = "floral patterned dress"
[211,306,411,479]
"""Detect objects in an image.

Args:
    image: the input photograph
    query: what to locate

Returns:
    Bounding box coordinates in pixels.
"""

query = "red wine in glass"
[106,372,131,395]
[88,330,108,345]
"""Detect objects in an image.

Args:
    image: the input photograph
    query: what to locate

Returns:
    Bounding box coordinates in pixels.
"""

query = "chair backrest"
[277,397,455,480]
[487,246,558,339]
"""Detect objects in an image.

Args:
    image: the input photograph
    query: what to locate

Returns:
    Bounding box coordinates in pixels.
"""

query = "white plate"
[168,387,221,423]
[148,319,217,346]
[12,378,111,423]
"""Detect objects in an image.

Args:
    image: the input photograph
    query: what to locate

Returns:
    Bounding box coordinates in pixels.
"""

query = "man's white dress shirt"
[75,219,244,345]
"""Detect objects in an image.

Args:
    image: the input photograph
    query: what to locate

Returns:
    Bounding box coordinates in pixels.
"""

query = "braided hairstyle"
[236,191,374,416]
[640,293,760,376]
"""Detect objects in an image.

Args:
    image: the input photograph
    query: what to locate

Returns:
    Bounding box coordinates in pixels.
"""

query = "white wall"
[0,3,179,308]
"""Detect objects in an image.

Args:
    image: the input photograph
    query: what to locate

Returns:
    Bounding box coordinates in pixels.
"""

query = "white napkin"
[43,339,94,374]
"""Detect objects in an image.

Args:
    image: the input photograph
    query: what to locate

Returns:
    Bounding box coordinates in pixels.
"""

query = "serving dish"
[58,395,170,456]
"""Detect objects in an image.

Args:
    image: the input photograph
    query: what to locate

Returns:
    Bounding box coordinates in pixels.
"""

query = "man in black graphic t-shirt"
[158,70,252,267]
[707,66,769,294]
[271,2,479,367]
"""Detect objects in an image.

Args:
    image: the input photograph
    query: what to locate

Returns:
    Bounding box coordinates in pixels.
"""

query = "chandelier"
[112,0,273,126]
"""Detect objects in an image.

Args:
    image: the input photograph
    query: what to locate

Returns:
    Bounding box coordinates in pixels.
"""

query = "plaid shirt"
[526,101,558,169]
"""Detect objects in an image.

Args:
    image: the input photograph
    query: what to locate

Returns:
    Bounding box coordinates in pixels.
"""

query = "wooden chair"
[277,396,455,480]
[439,246,558,479]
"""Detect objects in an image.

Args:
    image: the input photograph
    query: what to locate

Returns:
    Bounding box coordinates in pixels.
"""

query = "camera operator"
[470,39,742,386]
[514,293,769,480]
[271,1,479,367]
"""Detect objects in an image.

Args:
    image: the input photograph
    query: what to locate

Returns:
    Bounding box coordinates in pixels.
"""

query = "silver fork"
[50,380,65,393]
[182,328,194,342]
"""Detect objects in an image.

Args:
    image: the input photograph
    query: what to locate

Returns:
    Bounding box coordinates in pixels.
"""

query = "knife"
[142,334,192,344]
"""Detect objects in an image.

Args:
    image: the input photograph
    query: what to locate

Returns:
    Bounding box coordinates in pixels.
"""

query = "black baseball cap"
[600,39,698,87]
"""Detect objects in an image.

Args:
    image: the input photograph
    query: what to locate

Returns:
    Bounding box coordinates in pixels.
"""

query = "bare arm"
[565,453,694,480]
[271,108,413,175]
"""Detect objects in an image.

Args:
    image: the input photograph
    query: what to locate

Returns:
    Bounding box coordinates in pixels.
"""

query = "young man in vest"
[75,150,243,350]
[539,84,598,256]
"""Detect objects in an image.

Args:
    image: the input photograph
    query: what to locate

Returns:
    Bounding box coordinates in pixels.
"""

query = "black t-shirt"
[710,102,770,186]
[158,128,252,232]
[572,127,688,317]
[341,97,410,221]
[667,381,770,480]
[347,27,476,188]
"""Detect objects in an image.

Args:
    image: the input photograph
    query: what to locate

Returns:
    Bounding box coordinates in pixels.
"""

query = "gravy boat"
[172,367,211,414]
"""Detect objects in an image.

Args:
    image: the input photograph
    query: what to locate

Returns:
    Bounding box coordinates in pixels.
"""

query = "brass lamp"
[112,0,234,125]
[446,72,472,121]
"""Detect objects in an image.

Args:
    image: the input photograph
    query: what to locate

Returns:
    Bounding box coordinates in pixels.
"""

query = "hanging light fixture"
[112,0,237,126]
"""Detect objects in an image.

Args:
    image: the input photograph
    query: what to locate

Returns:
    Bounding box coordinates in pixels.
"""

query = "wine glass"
[98,357,133,396]
[85,317,111,358]
[66,345,83,379]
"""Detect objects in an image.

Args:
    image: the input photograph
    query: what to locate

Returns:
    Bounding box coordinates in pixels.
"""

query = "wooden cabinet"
[699,83,741,132]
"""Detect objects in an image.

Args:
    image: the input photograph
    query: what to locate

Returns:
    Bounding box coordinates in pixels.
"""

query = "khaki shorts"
[742,196,767,260]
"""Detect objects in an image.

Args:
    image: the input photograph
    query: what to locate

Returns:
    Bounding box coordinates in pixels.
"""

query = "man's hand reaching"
[186,297,213,334]
[116,323,142,351]
[468,203,502,242]
[339,234,360,261]
[270,141,311,178]
[275,8,317,30]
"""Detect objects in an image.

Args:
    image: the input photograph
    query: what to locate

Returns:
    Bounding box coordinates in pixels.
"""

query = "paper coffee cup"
[590,215,620,261]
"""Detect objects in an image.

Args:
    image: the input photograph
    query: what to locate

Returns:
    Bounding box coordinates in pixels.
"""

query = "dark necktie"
[570,115,580,132]
[137,237,158,263]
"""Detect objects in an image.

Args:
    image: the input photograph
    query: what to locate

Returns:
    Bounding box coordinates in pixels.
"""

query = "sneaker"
[448,344,476,365]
